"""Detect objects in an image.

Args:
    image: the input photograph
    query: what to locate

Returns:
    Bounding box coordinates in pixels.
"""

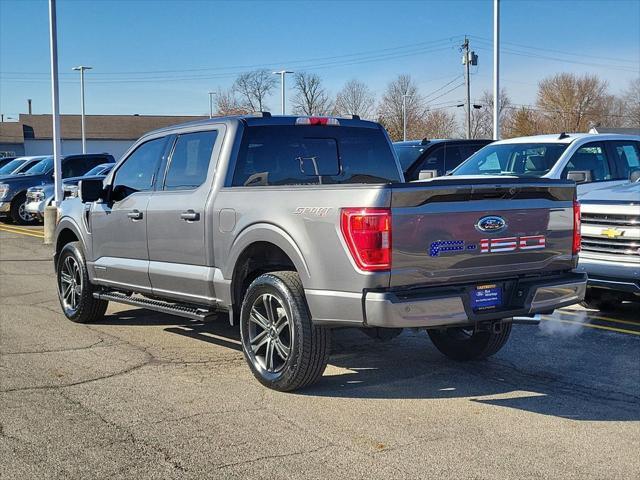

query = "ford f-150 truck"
[53,114,586,391]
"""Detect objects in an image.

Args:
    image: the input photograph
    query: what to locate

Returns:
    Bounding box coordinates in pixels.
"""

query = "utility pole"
[493,0,501,140]
[72,65,92,154]
[402,94,412,142]
[461,36,478,139]
[208,91,216,118]
[28,99,32,114]
[273,70,293,115]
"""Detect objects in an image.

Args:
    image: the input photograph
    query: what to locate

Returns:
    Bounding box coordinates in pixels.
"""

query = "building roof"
[16,114,209,141]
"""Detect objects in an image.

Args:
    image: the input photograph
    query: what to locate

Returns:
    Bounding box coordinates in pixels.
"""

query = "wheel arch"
[54,218,87,270]
[225,223,311,313]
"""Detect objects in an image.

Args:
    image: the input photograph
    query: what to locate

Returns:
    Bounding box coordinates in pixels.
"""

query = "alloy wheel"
[59,256,82,312]
[247,293,292,374]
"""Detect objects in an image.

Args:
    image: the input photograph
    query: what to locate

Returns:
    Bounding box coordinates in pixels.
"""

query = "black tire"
[56,241,108,323]
[10,192,38,225]
[581,289,618,312]
[427,321,512,361]
[239,271,330,391]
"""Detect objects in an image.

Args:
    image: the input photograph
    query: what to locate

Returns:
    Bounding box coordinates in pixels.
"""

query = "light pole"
[493,0,501,140]
[72,65,92,154]
[208,91,217,118]
[273,70,293,115]
[402,94,412,142]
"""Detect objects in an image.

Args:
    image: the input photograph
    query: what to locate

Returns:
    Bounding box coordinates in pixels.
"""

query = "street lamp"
[273,70,293,115]
[402,94,413,142]
[72,65,92,154]
[208,91,217,118]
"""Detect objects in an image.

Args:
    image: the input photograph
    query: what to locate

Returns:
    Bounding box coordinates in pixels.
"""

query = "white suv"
[450,133,640,196]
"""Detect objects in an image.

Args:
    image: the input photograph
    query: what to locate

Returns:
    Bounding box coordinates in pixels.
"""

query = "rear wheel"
[56,242,108,323]
[427,321,512,361]
[240,271,330,391]
[10,192,38,225]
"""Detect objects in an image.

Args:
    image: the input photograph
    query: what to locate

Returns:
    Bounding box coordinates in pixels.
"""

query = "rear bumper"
[307,272,586,328]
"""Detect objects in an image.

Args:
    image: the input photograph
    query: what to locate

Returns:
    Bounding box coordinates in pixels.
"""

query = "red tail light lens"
[340,208,391,271]
[573,200,581,255]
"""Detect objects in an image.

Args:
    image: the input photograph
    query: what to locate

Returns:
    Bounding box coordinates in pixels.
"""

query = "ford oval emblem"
[476,215,507,233]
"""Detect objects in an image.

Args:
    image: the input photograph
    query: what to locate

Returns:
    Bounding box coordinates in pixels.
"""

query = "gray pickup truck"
[54,114,586,391]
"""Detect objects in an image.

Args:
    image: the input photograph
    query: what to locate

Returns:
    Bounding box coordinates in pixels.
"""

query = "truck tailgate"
[390,178,576,288]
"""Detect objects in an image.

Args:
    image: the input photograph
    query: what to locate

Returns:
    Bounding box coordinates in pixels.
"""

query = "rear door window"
[163,130,218,190]
[232,125,401,186]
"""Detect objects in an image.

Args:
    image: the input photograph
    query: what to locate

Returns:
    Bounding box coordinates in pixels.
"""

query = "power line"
[1,36,464,77]
[470,34,638,65]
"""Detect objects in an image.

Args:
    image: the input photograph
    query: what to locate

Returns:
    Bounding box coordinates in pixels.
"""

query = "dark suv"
[394,139,493,181]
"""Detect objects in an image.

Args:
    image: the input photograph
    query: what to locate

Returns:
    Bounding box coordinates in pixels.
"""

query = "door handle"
[180,210,200,221]
[127,209,143,220]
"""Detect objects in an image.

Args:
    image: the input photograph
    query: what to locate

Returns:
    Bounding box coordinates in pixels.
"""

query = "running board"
[93,291,217,321]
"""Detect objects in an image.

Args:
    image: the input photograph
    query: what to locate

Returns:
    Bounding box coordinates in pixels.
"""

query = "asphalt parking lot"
[1,224,639,480]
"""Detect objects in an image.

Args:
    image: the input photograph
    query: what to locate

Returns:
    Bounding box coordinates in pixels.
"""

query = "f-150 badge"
[430,235,546,257]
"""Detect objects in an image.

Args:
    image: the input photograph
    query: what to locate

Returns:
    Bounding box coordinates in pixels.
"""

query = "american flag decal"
[480,236,545,253]
[518,235,546,250]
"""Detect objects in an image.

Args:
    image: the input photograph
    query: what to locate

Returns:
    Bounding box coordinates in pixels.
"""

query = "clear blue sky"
[1,0,638,118]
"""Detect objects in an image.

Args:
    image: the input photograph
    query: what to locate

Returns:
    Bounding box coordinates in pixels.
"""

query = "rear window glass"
[232,125,401,186]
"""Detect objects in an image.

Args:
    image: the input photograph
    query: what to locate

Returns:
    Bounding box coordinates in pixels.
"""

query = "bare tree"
[291,72,332,116]
[215,87,250,116]
[233,69,277,112]
[333,79,376,119]
[377,74,426,141]
[422,110,457,138]
[470,88,513,139]
[537,73,610,132]
[504,107,543,138]
[621,78,640,128]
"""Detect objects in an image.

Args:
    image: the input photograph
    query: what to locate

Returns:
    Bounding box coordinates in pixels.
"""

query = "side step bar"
[93,291,217,321]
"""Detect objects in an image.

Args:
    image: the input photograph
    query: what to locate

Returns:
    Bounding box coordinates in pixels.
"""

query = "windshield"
[452,143,569,177]
[394,145,427,171]
[0,159,25,175]
[24,157,53,175]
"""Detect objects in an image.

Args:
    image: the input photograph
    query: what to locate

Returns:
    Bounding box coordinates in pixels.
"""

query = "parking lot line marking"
[560,309,640,327]
[0,224,44,234]
[542,317,640,336]
[0,226,45,238]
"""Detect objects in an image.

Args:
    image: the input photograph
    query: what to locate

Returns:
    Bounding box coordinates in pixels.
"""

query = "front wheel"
[10,192,38,225]
[239,271,331,391]
[56,241,108,323]
[427,321,512,361]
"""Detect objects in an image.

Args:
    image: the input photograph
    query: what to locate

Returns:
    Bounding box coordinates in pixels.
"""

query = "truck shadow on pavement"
[99,308,640,422]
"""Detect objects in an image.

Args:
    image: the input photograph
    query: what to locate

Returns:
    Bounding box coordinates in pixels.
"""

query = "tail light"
[340,208,391,271]
[295,117,340,126]
[572,200,581,255]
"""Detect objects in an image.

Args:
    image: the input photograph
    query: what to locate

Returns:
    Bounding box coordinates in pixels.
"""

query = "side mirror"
[418,169,438,180]
[566,170,591,184]
[79,179,104,202]
[629,169,640,183]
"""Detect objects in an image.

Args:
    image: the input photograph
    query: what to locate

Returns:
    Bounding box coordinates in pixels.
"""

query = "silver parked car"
[576,179,640,310]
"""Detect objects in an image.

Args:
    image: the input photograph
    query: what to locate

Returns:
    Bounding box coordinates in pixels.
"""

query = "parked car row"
[0,153,114,224]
